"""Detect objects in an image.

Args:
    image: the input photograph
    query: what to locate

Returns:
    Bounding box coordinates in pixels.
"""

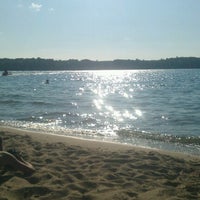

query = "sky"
[0,0,200,60]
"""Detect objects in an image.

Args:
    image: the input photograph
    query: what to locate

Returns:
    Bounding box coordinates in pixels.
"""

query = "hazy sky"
[1,0,200,60]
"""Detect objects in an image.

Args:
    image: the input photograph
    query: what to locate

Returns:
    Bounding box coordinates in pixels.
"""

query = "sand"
[0,126,200,200]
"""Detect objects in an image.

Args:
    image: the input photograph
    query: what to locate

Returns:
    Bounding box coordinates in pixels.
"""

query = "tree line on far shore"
[0,57,200,71]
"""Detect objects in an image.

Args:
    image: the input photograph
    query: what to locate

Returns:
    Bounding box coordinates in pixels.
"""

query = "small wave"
[116,129,200,146]
[1,120,200,155]
[31,101,54,106]
[0,99,22,104]
[0,120,107,140]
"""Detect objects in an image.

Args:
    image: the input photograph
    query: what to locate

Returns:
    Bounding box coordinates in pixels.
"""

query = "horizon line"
[0,56,199,62]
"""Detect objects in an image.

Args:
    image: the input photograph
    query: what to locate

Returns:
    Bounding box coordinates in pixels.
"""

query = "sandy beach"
[0,126,199,200]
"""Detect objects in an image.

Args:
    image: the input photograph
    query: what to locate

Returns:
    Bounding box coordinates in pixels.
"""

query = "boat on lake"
[2,70,12,76]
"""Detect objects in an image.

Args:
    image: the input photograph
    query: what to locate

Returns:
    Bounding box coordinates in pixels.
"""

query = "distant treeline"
[0,57,200,71]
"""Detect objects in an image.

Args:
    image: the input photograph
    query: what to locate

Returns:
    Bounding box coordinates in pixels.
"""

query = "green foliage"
[0,57,200,71]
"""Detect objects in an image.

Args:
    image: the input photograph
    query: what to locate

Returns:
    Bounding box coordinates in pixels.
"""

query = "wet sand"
[0,126,200,200]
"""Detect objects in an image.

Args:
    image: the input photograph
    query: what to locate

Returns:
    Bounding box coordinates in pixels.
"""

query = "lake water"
[0,69,200,155]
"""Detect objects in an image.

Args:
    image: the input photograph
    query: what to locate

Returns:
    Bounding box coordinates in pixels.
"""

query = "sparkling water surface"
[1,69,200,155]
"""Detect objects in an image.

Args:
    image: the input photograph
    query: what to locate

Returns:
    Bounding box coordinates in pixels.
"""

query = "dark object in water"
[2,70,11,76]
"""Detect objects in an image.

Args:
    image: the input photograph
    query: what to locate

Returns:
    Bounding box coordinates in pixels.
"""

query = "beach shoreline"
[0,126,200,200]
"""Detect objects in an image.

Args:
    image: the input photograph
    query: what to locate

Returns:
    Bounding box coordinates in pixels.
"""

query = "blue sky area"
[0,0,200,60]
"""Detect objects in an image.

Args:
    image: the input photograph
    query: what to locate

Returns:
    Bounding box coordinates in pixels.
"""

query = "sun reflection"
[123,92,129,98]
[93,99,141,122]
[105,105,114,112]
[93,70,126,77]
[113,111,123,122]
[123,92,132,99]
[123,110,137,120]
[93,99,104,110]
[79,87,84,92]
[89,70,144,125]
[104,105,124,122]
[92,86,105,97]
[135,109,142,117]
